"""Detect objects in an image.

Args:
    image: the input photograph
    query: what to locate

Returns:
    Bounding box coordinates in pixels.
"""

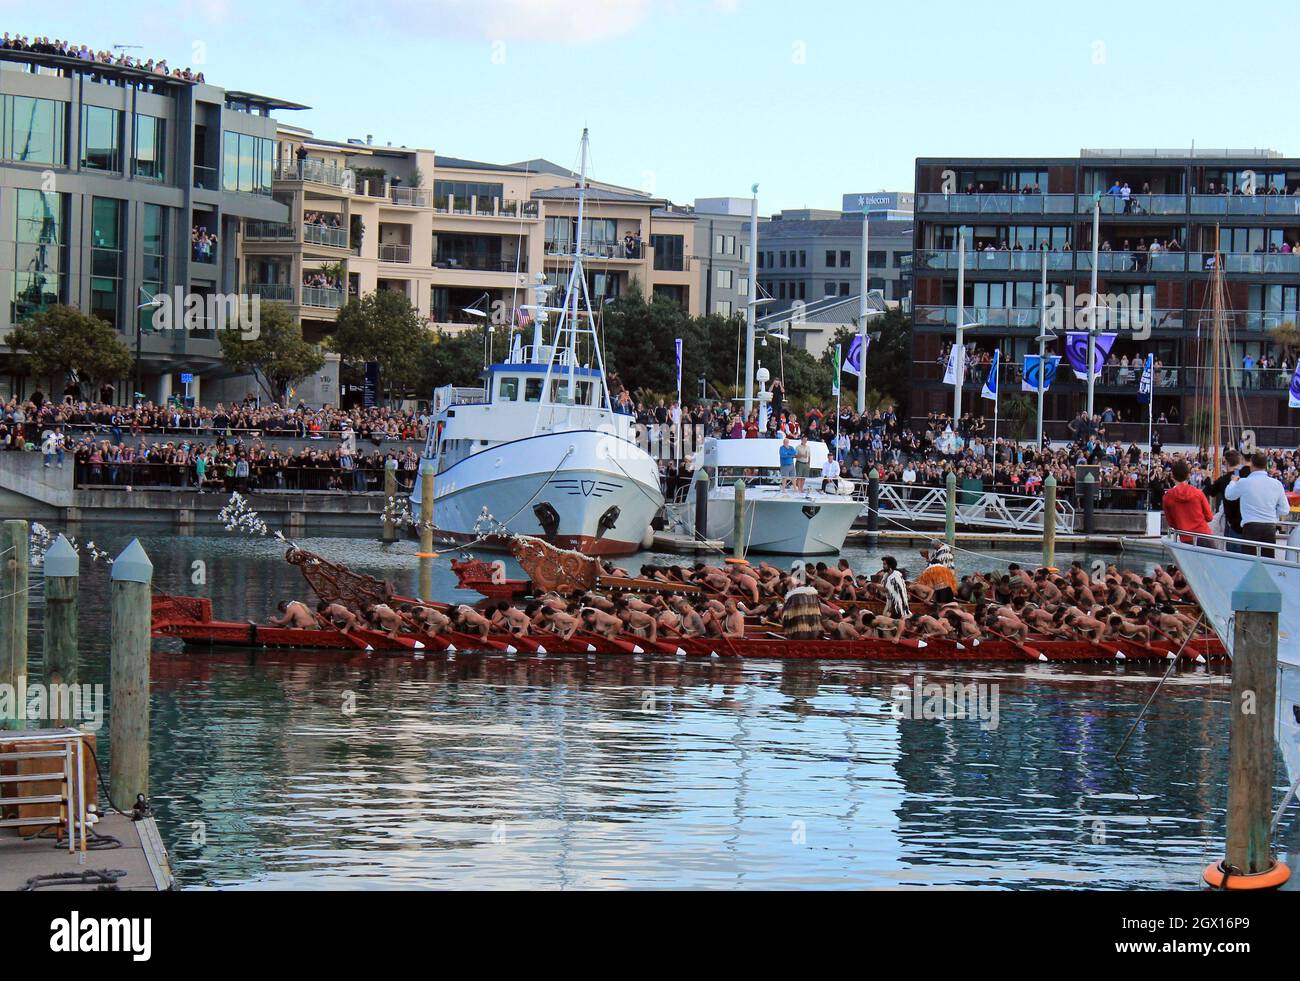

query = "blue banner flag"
[1137,353,1154,405]
[981,350,1000,401]
[1021,355,1061,393]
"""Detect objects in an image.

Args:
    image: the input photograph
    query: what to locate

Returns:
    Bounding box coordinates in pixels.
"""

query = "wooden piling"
[1082,472,1097,536]
[944,471,957,547]
[419,469,435,601]
[1204,563,1291,889]
[109,539,152,812]
[382,468,397,544]
[1042,475,1057,569]
[732,478,746,562]
[42,534,79,690]
[693,469,709,555]
[867,468,880,547]
[0,519,28,731]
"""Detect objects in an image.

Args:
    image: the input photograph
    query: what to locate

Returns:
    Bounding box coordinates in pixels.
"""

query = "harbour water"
[21,526,1298,889]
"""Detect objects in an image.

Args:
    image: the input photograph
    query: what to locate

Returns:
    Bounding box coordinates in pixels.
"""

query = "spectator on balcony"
[191,227,217,262]
[295,144,308,177]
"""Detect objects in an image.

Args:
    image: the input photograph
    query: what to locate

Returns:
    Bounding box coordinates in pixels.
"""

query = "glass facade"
[140,204,167,331]
[3,95,66,165]
[133,114,165,180]
[221,130,274,195]
[13,189,67,321]
[434,180,504,204]
[651,234,684,271]
[81,105,121,171]
[90,197,123,328]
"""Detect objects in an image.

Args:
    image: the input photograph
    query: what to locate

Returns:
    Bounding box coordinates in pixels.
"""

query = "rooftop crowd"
[2,34,206,82]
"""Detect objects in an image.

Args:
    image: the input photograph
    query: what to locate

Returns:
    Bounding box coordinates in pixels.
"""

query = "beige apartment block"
[239,126,698,348]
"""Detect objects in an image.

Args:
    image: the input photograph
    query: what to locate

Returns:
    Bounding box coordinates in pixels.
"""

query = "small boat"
[664,437,862,555]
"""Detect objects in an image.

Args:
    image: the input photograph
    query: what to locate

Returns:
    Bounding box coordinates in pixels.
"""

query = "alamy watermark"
[0,676,104,730]
[1045,285,1153,339]
[150,287,261,339]
[890,675,1000,731]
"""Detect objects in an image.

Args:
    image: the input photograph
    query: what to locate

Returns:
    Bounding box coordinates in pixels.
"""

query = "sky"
[11,0,1298,212]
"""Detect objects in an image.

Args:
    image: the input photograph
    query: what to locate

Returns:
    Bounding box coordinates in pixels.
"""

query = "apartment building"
[757,214,914,311]
[690,197,755,319]
[0,45,293,403]
[911,150,1300,438]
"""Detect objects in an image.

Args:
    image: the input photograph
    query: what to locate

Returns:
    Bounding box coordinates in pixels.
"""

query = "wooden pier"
[0,812,173,891]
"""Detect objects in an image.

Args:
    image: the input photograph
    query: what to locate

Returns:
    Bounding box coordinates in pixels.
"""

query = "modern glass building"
[911,150,1300,443]
[0,46,301,404]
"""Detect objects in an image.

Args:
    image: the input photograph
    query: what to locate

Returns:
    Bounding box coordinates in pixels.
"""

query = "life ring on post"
[1202,860,1291,890]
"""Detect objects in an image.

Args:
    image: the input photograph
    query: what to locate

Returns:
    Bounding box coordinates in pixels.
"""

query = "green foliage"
[1268,320,1300,359]
[819,306,911,414]
[218,302,324,405]
[7,304,132,389]
[330,290,430,401]
[1000,394,1034,440]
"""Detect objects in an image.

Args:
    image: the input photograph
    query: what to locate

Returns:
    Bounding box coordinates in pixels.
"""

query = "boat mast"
[1211,223,1223,479]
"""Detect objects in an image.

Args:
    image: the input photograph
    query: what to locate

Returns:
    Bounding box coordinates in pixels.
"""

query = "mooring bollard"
[867,468,881,547]
[1042,475,1057,570]
[1082,472,1097,537]
[732,478,746,562]
[419,469,435,601]
[43,534,79,691]
[110,539,152,811]
[1204,563,1292,889]
[693,469,709,554]
[382,468,397,544]
[945,471,957,547]
[0,519,28,731]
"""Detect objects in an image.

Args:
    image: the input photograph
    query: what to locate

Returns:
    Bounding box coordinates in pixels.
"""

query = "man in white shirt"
[1225,452,1291,555]
[819,455,841,494]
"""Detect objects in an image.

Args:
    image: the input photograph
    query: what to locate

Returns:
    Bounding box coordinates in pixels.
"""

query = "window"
[724,235,736,254]
[524,378,543,402]
[714,233,724,254]
[779,252,787,268]
[826,250,837,267]
[3,96,66,165]
[798,282,807,300]
[825,281,837,295]
[222,131,274,195]
[715,300,732,317]
[799,250,807,267]
[434,180,504,205]
[13,189,67,320]
[867,250,887,268]
[757,251,765,268]
[498,377,519,400]
[90,197,123,329]
[839,282,850,296]
[140,204,167,332]
[81,105,121,171]
[133,114,165,180]
[650,234,684,271]
[840,250,852,267]
[716,269,733,289]
[741,244,750,262]
[738,277,749,297]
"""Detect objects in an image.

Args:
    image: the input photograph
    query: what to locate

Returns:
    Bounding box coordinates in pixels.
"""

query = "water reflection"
[18,527,1273,890]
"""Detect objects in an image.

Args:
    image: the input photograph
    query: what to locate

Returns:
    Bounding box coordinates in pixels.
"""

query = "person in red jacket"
[1161,459,1213,543]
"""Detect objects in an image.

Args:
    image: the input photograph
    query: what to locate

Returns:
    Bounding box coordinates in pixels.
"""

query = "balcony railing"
[916,190,1300,218]
[193,164,219,191]
[1191,194,1300,216]
[244,220,296,241]
[303,223,348,249]
[1083,194,1188,216]
[352,177,389,199]
[302,286,345,309]
[378,242,411,263]
[914,304,1186,333]
[916,193,1075,215]
[915,249,1075,272]
[248,282,294,302]
[1075,251,1188,273]
[432,195,540,218]
[276,158,350,188]
[389,187,430,208]
[545,241,643,260]
[434,253,527,273]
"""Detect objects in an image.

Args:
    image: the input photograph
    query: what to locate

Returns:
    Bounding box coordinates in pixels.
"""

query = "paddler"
[454,603,493,638]
[880,556,911,619]
[491,601,533,637]
[317,601,361,634]
[916,544,959,606]
[269,600,318,630]
[364,602,405,638]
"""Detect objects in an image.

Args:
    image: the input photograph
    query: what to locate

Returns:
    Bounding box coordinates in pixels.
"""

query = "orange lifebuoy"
[1202,860,1291,890]
[724,558,749,566]
[415,552,440,559]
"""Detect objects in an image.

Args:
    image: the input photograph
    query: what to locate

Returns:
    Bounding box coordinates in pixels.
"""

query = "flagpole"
[835,342,843,463]
[954,230,965,426]
[993,356,1000,450]
[1037,255,1048,449]
[1146,355,1155,487]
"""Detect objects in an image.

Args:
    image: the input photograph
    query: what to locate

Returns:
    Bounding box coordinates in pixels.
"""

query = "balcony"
[389,187,430,208]
[303,223,348,249]
[244,220,296,241]
[1191,194,1300,217]
[378,242,411,263]
[1076,250,1188,273]
[1216,252,1300,275]
[434,252,526,273]
[275,158,349,188]
[248,282,294,302]
[916,192,1075,215]
[193,164,219,191]
[915,249,1075,272]
[1083,194,1187,216]
[545,241,643,260]
[914,305,1043,329]
[302,286,345,309]
[433,195,540,218]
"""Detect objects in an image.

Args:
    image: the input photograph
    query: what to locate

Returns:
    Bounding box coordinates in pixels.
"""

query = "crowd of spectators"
[303,271,344,291]
[191,226,218,263]
[2,34,205,82]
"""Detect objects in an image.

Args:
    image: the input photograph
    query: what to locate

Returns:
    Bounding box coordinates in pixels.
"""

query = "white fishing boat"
[410,130,663,556]
[666,436,861,555]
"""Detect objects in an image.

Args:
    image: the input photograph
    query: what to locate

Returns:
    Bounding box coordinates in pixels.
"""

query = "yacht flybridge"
[411,130,663,556]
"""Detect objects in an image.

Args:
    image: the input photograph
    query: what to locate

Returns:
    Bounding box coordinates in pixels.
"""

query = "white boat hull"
[413,430,662,556]
[1166,538,1300,791]
[701,488,861,555]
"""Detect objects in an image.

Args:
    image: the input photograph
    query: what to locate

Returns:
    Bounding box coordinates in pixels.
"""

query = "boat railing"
[868,481,1076,533]
[1164,527,1300,564]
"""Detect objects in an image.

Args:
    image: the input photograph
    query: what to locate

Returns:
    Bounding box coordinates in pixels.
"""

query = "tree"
[330,290,430,402]
[999,394,1034,441]
[218,302,324,406]
[7,304,132,394]
[1268,320,1300,361]
[820,306,911,414]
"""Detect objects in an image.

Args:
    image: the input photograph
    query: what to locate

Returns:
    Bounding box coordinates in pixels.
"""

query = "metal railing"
[277,157,350,188]
[302,286,345,308]
[916,190,1300,218]
[389,186,430,208]
[248,282,294,302]
[303,222,348,249]
[244,220,296,241]
[193,164,219,191]
[378,242,411,263]
[545,241,643,260]
[434,252,526,273]
[870,481,1075,533]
